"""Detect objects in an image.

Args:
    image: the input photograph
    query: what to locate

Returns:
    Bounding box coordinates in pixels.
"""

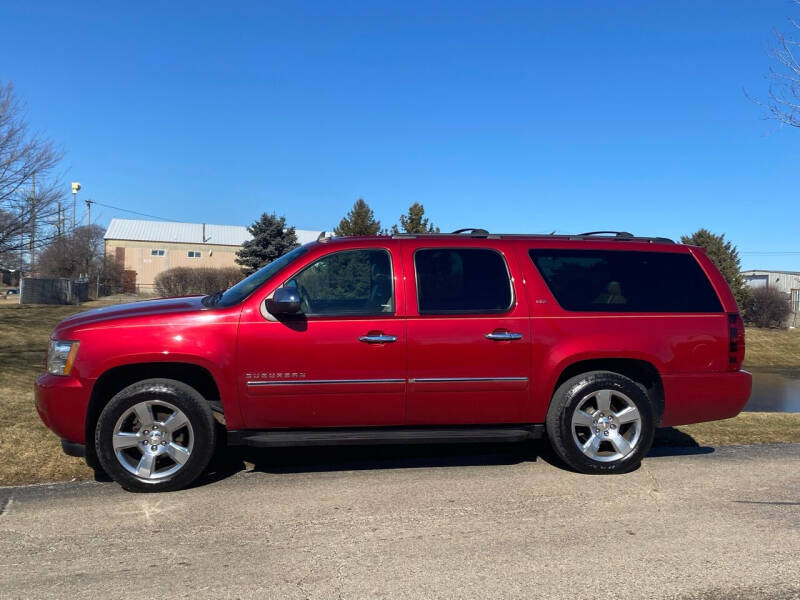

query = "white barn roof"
[104,218,321,247]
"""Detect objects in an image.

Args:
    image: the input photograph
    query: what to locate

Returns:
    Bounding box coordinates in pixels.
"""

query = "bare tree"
[37,224,124,296]
[38,224,105,279]
[757,6,800,127]
[0,81,64,270]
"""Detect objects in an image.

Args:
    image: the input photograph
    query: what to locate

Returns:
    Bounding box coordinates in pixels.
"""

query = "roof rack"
[451,228,490,237]
[387,229,674,244]
[578,230,634,238]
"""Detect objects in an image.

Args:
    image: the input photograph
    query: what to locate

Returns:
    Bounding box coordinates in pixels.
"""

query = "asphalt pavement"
[1,442,798,599]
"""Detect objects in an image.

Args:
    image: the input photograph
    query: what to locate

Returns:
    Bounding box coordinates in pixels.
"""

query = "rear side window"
[415,248,512,314]
[529,249,723,313]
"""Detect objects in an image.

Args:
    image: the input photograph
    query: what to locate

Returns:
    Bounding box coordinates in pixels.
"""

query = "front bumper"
[35,373,91,444]
[660,370,752,427]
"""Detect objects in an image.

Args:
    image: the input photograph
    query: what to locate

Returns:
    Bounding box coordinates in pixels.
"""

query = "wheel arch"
[549,358,665,424]
[84,362,223,470]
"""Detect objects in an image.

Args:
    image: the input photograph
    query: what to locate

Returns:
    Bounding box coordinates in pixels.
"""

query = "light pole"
[71,182,81,230]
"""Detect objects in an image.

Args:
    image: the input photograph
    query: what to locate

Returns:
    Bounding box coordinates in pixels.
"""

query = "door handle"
[485,331,523,341]
[359,334,398,344]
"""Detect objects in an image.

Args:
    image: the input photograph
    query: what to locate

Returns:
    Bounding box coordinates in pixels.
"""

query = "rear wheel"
[546,371,655,474]
[95,378,216,492]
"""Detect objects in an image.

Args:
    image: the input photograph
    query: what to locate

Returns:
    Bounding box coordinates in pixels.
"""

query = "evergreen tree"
[680,228,749,309]
[334,198,382,236]
[391,202,439,234]
[236,212,299,275]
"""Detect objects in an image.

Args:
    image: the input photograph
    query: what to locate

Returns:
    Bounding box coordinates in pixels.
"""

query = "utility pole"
[71,182,81,230]
[85,199,94,282]
[29,174,36,276]
[19,217,24,276]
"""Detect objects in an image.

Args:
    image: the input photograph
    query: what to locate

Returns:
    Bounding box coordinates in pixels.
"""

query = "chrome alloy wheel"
[111,400,194,481]
[570,389,642,462]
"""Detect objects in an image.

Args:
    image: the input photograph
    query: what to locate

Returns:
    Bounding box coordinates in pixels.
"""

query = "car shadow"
[192,428,712,488]
[648,427,715,457]
[194,440,561,487]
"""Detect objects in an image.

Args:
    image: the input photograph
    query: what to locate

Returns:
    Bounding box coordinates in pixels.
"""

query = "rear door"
[403,242,531,425]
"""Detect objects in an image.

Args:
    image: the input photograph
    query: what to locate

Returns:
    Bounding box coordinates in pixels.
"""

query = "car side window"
[414,248,512,314]
[529,249,723,312]
[287,249,394,316]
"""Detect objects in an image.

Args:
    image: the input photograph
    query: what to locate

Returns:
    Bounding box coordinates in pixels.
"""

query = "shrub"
[154,267,244,298]
[744,287,792,328]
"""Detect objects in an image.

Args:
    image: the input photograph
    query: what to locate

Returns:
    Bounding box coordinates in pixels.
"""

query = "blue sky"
[2,1,798,270]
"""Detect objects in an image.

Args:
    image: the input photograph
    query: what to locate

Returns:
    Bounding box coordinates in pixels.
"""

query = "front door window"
[287,249,394,316]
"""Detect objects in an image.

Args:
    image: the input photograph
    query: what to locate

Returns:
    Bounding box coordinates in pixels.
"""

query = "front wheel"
[95,379,216,492]
[546,371,655,474]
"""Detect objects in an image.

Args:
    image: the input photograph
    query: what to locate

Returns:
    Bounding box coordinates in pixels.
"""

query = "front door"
[237,247,406,429]
[404,244,531,425]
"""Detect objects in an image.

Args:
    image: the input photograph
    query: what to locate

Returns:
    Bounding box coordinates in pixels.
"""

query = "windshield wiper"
[202,289,225,307]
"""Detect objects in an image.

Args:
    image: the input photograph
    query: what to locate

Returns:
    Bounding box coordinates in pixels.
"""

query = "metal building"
[742,269,800,317]
[104,218,322,293]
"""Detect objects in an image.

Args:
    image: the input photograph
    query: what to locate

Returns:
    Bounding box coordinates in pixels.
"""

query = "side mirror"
[267,287,301,315]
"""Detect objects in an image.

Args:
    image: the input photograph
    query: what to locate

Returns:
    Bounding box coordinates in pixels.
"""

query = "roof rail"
[383,230,674,244]
[451,228,490,237]
[579,231,634,238]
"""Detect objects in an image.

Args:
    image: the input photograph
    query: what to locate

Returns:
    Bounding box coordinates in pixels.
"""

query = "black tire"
[95,378,216,492]
[546,371,655,474]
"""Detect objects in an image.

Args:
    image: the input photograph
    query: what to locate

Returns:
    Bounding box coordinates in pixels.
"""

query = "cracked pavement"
[0,443,798,599]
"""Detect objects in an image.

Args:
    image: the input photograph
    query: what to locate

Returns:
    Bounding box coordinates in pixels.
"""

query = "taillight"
[728,313,745,371]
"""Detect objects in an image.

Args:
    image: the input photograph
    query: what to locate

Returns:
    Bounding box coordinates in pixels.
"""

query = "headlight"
[47,340,80,376]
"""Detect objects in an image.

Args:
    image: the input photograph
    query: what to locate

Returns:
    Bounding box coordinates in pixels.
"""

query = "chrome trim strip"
[247,378,405,387]
[410,377,529,383]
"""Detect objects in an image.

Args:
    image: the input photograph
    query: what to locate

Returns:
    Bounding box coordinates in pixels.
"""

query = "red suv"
[35,230,751,492]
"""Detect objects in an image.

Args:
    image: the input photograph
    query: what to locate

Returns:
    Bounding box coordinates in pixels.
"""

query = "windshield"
[213,245,309,307]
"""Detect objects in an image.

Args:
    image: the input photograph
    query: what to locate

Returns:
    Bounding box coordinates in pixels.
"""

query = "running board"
[228,425,544,448]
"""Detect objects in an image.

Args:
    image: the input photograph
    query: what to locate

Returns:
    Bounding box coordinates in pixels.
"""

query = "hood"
[54,296,207,335]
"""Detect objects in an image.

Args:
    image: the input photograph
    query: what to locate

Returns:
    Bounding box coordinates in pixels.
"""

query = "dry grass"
[672,412,800,446]
[0,303,798,486]
[743,326,800,376]
[0,295,143,486]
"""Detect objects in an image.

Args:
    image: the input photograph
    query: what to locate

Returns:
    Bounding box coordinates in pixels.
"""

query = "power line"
[740,251,800,255]
[89,200,183,223]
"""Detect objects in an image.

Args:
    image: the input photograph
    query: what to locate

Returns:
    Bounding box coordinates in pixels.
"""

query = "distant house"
[742,269,800,315]
[104,218,322,292]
